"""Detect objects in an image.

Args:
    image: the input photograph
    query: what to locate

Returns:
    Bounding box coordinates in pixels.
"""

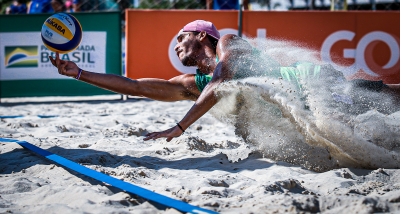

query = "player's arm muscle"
[49,53,199,101]
[79,71,199,101]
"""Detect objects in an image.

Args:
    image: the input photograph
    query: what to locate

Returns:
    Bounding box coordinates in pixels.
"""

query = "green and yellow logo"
[5,46,38,68]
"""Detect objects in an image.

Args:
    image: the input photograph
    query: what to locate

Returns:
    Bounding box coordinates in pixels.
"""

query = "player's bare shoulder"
[216,34,253,60]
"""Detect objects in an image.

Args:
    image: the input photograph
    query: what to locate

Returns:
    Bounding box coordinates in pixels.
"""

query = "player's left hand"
[144,125,184,142]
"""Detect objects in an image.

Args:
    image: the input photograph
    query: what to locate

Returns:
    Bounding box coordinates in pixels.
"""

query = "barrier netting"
[1,0,399,17]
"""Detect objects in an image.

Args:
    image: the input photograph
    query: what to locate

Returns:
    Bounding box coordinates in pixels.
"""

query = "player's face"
[174,31,201,67]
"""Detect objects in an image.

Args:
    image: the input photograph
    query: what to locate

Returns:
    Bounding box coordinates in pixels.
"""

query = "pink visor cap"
[182,20,220,40]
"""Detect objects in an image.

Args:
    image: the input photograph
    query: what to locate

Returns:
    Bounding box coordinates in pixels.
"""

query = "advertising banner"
[125,10,400,83]
[0,12,121,98]
[1,32,106,80]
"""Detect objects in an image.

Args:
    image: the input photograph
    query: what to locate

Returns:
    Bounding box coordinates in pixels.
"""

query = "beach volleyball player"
[50,20,400,142]
[50,20,229,141]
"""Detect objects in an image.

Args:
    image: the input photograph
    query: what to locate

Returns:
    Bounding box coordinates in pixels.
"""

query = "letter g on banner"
[321,30,400,77]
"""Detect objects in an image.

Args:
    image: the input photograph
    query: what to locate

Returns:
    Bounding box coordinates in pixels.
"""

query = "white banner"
[0,31,106,80]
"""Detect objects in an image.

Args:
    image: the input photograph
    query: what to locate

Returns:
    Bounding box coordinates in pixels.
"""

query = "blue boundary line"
[0,115,59,118]
[0,116,25,118]
[0,138,218,214]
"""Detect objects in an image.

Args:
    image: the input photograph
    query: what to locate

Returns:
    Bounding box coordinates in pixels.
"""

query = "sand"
[0,95,399,214]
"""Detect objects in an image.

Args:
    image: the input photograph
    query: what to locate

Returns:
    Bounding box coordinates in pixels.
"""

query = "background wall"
[0,12,121,98]
[126,10,400,83]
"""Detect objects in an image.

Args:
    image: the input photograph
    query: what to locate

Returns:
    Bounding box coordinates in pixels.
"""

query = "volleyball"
[41,13,82,54]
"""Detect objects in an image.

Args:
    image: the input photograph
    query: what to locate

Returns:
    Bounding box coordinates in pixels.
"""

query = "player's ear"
[199,31,207,41]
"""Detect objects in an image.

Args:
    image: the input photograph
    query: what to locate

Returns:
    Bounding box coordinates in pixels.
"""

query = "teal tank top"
[195,69,212,92]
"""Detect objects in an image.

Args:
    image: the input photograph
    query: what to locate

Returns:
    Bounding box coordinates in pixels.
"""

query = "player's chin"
[181,57,196,67]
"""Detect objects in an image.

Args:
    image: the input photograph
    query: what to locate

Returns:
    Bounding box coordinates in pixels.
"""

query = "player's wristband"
[75,69,83,80]
[176,123,185,133]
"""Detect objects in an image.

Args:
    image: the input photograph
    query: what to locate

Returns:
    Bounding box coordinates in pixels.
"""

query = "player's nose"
[174,43,180,52]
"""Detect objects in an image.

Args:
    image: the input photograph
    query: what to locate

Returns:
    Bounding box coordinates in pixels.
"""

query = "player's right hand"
[49,52,80,78]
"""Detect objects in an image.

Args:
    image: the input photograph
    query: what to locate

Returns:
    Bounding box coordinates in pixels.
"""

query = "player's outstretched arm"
[144,34,251,142]
[143,62,228,142]
[49,53,200,102]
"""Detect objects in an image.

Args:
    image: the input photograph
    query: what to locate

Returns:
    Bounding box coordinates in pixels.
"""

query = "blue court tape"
[0,115,59,118]
[0,116,24,118]
[0,138,218,214]
[37,115,59,118]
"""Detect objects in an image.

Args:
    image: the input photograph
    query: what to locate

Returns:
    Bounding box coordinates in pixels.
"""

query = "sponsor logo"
[59,14,73,26]
[44,29,53,39]
[5,46,38,68]
[321,30,400,76]
[40,45,96,69]
[1,31,106,80]
[46,18,66,35]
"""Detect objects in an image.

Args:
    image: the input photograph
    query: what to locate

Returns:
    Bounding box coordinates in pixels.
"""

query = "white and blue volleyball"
[41,13,82,53]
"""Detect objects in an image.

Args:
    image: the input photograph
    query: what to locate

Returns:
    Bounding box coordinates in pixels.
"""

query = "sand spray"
[210,38,400,172]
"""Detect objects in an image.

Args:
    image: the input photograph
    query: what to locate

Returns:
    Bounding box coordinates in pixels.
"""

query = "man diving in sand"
[50,20,400,142]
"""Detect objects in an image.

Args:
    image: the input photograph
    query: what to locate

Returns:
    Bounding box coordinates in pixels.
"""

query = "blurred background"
[1,0,399,17]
